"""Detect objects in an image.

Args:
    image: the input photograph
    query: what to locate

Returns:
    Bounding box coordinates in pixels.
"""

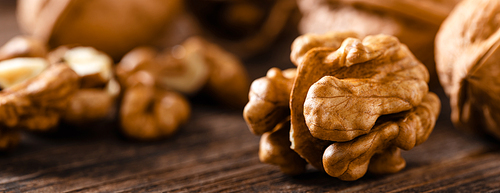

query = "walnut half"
[244,32,440,180]
[436,0,500,140]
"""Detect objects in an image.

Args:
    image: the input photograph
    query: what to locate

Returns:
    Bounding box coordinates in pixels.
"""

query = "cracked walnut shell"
[297,0,462,85]
[244,32,441,180]
[435,0,500,140]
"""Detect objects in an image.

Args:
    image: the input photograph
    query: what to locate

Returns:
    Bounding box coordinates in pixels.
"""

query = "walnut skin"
[436,0,500,139]
[17,0,183,59]
[297,0,462,86]
[244,32,440,180]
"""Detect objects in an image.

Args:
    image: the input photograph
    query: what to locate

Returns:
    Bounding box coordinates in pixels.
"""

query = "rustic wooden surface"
[2,1,500,192]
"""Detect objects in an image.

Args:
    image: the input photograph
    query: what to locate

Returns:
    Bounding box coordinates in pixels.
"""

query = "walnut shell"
[17,0,182,60]
[435,0,500,139]
[185,0,298,58]
[297,0,462,85]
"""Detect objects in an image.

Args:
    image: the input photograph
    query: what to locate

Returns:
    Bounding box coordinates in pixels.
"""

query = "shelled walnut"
[0,59,80,131]
[117,48,190,140]
[244,67,307,174]
[49,46,120,123]
[435,0,500,140]
[17,0,183,60]
[185,0,298,58]
[117,37,250,108]
[296,0,462,85]
[244,32,441,180]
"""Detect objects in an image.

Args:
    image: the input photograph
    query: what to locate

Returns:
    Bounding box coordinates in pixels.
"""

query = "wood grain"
[1,1,500,192]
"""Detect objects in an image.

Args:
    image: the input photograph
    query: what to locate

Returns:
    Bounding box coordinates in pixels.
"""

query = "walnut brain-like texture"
[244,32,441,181]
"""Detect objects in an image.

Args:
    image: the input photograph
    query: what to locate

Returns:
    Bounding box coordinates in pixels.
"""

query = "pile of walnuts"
[244,32,441,180]
[0,35,249,148]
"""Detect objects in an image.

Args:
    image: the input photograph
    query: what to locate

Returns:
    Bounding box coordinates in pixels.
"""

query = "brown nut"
[322,93,440,180]
[0,35,47,61]
[48,46,120,123]
[290,33,440,180]
[17,0,183,59]
[244,32,440,180]
[435,0,500,139]
[243,68,306,174]
[119,71,190,140]
[297,0,462,85]
[244,68,296,135]
[63,79,120,123]
[0,62,79,131]
[197,38,250,108]
[117,48,192,140]
[186,0,298,57]
[119,37,250,108]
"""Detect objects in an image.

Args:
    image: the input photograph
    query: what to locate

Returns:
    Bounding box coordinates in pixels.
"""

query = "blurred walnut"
[17,0,183,60]
[185,0,298,58]
[120,71,190,140]
[0,37,78,150]
[48,46,120,124]
[117,49,191,140]
[244,32,441,180]
[118,37,250,108]
[435,0,500,140]
[297,0,462,86]
[0,61,79,131]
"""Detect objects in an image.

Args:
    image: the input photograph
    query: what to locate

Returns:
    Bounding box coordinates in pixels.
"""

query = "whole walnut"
[17,0,182,60]
[185,0,299,58]
[244,32,441,180]
[297,0,462,85]
[436,0,500,139]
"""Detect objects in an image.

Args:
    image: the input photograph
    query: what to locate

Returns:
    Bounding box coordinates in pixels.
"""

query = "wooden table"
[1,1,500,192]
